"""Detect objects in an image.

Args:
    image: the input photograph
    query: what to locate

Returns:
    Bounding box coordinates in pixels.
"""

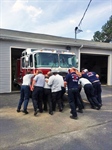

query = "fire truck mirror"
[25,56,29,62]
[76,58,78,67]
[25,56,29,67]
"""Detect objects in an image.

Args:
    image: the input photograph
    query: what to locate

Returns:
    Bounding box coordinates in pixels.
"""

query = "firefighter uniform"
[64,68,83,119]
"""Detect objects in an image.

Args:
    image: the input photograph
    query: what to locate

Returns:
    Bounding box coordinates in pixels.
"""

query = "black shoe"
[17,109,20,113]
[22,110,29,114]
[34,109,39,116]
[44,109,48,112]
[77,109,83,113]
[96,105,101,110]
[91,106,96,109]
[49,111,53,115]
[39,110,43,113]
[59,108,63,112]
[70,115,78,120]
[101,104,103,107]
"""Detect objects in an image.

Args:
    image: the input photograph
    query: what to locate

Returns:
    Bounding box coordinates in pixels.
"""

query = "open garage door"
[11,48,25,91]
[80,54,108,84]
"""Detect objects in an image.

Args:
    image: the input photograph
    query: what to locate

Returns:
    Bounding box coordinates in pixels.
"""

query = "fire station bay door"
[80,54,108,84]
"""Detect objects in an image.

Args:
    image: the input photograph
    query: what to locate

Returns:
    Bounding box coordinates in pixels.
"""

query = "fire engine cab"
[14,48,78,87]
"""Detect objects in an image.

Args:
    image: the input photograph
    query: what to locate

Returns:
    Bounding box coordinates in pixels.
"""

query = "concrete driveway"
[0,85,112,150]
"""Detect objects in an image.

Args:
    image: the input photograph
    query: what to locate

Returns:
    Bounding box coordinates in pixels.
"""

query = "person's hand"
[30,86,34,91]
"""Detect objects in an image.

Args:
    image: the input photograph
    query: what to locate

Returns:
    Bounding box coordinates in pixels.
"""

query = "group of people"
[17,69,65,116]
[17,67,102,120]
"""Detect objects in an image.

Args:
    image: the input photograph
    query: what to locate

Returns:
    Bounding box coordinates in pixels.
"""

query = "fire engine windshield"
[34,52,77,68]
[34,53,59,68]
[59,54,78,68]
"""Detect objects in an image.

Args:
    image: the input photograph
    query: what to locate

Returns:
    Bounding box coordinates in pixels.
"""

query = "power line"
[78,0,92,27]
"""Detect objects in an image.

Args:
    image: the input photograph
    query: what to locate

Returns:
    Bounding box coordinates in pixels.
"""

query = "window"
[59,54,77,68]
[34,53,59,68]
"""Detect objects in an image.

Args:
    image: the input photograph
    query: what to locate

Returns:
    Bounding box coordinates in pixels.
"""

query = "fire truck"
[13,48,78,87]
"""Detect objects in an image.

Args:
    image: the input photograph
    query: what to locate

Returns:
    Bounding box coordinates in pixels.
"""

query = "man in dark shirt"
[64,67,83,120]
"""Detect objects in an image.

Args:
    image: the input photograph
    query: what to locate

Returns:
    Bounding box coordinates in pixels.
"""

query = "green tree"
[93,15,112,43]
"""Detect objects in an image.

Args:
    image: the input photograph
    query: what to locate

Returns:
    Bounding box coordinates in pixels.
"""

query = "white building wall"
[108,54,112,85]
[0,39,112,93]
[0,41,11,93]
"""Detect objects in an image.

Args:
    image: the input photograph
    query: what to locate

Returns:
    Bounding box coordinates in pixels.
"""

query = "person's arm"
[45,78,49,83]
[64,74,69,88]
[31,79,36,91]
[76,70,82,77]
[31,75,38,91]
[30,75,34,90]
[64,81,67,88]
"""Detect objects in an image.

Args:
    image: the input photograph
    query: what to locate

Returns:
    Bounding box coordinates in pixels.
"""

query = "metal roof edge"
[0,28,112,50]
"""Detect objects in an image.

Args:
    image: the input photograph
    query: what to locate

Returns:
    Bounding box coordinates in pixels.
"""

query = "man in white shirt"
[48,71,64,112]
[31,70,45,116]
[79,77,101,110]
[44,71,53,115]
[17,71,34,114]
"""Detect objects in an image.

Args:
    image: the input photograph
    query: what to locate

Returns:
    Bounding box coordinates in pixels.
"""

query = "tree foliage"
[93,15,112,43]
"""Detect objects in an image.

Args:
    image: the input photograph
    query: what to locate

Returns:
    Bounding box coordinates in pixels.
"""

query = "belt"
[34,86,43,88]
[68,88,78,90]
[92,80,99,83]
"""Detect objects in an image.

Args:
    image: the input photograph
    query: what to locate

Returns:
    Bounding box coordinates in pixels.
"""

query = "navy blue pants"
[32,86,44,112]
[92,82,102,105]
[68,88,83,117]
[43,88,53,113]
[52,91,62,111]
[17,85,30,111]
[84,84,100,107]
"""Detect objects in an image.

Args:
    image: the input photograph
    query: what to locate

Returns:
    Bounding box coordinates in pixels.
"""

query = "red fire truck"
[14,48,78,87]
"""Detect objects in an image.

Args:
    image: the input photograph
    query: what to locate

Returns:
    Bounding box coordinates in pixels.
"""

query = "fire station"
[0,28,112,93]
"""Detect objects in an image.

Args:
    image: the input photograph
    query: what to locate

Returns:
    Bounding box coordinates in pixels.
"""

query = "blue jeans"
[17,85,30,111]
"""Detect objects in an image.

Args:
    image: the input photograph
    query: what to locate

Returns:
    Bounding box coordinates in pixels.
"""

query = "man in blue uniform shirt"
[64,67,83,120]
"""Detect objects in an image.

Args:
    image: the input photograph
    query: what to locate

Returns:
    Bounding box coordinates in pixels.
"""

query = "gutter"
[0,35,112,50]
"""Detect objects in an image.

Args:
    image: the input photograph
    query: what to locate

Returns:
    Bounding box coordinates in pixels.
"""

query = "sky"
[0,0,112,40]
